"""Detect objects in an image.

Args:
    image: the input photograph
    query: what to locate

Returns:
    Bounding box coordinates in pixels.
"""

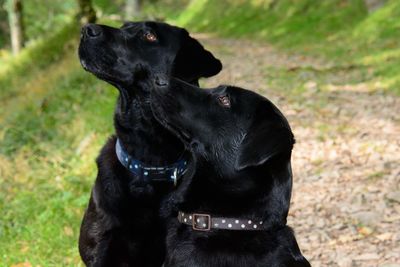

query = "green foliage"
[173,0,400,94]
[23,0,77,41]
[0,20,80,99]
[0,15,117,266]
[94,0,124,14]
[0,38,117,267]
[353,0,400,44]
[143,0,191,21]
[0,0,76,49]
[0,0,125,49]
[1,0,400,265]
[0,0,8,48]
[176,0,367,48]
[352,0,400,94]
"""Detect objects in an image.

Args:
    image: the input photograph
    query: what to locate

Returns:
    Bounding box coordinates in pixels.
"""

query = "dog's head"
[78,21,222,87]
[151,81,294,177]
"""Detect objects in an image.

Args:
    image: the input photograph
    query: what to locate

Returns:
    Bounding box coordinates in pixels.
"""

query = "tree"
[77,0,96,24]
[0,1,9,48]
[7,0,24,55]
[125,0,141,19]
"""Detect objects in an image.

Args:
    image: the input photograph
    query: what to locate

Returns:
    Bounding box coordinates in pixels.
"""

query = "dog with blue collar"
[115,138,188,186]
[77,21,222,267]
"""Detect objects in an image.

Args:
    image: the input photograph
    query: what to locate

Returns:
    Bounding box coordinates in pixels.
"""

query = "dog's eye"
[143,32,157,42]
[217,95,231,108]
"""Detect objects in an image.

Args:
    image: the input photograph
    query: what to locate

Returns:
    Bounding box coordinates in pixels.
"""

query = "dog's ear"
[172,30,222,82]
[235,121,294,171]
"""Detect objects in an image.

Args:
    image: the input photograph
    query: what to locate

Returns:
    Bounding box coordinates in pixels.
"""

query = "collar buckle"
[192,213,211,231]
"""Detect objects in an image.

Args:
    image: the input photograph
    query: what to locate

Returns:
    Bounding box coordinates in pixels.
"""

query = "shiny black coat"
[151,79,311,267]
[78,21,222,267]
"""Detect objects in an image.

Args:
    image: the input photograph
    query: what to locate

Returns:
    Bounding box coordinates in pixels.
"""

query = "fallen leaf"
[357,226,374,236]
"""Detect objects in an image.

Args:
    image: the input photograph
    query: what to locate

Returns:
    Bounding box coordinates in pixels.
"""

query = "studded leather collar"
[115,139,188,185]
[178,211,266,231]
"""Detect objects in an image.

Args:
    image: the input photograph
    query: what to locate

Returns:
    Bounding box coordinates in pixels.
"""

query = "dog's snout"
[83,23,102,38]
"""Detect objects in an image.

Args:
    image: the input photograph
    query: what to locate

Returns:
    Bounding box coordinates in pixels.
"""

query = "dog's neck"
[176,157,289,229]
[114,83,185,166]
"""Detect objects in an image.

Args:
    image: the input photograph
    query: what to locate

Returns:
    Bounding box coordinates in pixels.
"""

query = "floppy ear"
[172,30,222,82]
[235,121,295,171]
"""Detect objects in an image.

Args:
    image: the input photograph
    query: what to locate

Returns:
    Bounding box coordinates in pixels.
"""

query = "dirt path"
[196,34,400,267]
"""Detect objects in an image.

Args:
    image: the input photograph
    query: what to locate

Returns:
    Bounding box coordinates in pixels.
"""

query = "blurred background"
[0,0,399,266]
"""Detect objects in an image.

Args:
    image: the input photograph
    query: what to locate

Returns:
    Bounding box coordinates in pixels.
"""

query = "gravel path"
[196,34,400,267]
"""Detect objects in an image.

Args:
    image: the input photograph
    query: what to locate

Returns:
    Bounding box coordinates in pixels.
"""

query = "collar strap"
[115,139,188,185]
[178,211,266,231]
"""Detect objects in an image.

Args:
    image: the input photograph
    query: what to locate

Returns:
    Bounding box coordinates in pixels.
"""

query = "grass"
[0,20,79,100]
[0,20,117,266]
[1,0,400,265]
[175,0,367,54]
[173,0,400,95]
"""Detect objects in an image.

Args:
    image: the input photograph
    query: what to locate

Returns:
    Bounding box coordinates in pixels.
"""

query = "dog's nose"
[83,23,102,38]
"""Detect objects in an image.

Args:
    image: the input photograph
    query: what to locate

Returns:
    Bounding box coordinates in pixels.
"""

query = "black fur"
[151,79,310,267]
[78,21,222,266]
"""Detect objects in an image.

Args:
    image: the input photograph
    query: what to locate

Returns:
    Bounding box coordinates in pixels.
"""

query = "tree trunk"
[77,0,96,24]
[7,0,24,55]
[125,0,141,19]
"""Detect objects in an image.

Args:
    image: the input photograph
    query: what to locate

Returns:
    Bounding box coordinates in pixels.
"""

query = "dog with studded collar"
[151,78,310,267]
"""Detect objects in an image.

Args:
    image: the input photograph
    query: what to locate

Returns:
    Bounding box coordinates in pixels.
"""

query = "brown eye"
[144,32,157,42]
[218,95,231,108]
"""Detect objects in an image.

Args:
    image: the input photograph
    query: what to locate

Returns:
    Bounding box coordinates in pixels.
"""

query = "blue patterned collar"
[115,139,188,186]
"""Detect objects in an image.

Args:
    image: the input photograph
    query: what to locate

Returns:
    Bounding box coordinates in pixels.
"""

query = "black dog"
[151,78,310,267]
[78,21,222,266]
